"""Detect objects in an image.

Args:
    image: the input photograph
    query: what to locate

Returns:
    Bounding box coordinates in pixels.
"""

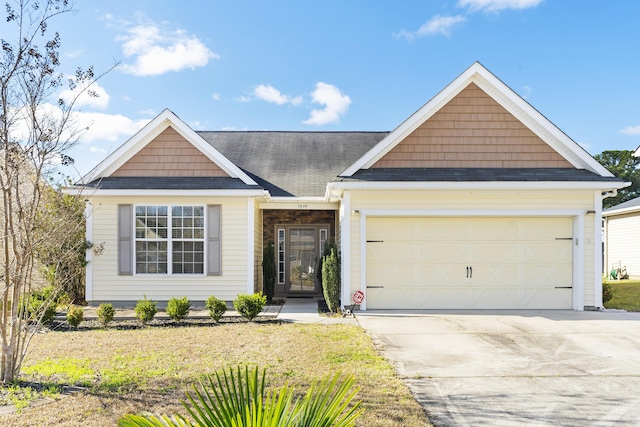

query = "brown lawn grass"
[0,321,432,426]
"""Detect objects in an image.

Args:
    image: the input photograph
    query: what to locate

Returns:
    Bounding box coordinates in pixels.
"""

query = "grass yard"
[604,280,640,312]
[0,321,432,426]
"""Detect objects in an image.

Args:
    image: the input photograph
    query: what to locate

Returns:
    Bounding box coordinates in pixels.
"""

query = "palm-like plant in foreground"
[118,365,363,427]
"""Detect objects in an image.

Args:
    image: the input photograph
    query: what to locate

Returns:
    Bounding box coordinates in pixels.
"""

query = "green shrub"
[135,296,158,325]
[66,305,84,329]
[24,286,58,325]
[96,303,115,327]
[118,366,363,427]
[262,242,276,303]
[233,293,266,321]
[166,296,191,321]
[603,282,613,304]
[205,295,227,322]
[322,247,340,313]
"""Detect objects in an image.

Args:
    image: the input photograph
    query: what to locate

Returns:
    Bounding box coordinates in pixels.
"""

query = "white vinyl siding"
[89,196,249,301]
[605,212,640,278]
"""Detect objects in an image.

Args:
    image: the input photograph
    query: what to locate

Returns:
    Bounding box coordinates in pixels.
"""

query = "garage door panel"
[367,287,434,309]
[369,287,474,309]
[471,242,521,264]
[471,288,523,309]
[365,216,573,310]
[525,242,572,264]
[471,265,521,286]
[422,242,468,263]
[417,263,466,284]
[416,218,467,240]
[367,219,416,239]
[368,241,420,264]
[470,218,520,240]
[523,264,572,287]
[523,288,572,309]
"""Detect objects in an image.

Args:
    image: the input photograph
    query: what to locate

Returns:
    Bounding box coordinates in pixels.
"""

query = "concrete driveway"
[356,310,640,427]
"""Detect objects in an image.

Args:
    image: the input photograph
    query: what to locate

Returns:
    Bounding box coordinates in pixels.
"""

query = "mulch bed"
[44,316,281,332]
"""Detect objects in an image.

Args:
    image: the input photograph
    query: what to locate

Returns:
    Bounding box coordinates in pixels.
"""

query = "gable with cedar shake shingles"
[112,126,230,177]
[372,83,572,169]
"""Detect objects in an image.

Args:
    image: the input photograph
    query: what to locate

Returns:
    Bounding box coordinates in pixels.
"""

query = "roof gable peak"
[79,109,257,186]
[341,62,612,177]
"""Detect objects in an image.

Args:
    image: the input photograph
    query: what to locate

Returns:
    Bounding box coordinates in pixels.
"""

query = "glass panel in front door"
[288,228,316,292]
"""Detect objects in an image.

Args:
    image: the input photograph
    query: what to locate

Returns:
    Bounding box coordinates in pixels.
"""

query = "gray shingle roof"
[604,196,640,213]
[86,131,622,195]
[337,168,624,183]
[84,176,261,190]
[199,131,388,197]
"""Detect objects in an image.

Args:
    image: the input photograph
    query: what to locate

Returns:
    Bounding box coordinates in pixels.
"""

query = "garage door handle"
[555,286,572,289]
[367,286,384,289]
[366,240,384,243]
[466,266,473,278]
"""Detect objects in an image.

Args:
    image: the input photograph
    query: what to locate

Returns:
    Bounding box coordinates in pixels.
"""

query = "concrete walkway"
[277,298,358,324]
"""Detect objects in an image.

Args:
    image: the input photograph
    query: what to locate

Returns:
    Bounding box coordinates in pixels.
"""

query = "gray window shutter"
[118,204,133,276]
[207,205,221,276]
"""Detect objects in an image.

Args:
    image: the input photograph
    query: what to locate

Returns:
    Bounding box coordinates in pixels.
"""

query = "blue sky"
[10,0,640,178]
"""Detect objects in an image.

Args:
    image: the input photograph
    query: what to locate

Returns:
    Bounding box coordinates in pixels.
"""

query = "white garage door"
[366,217,573,309]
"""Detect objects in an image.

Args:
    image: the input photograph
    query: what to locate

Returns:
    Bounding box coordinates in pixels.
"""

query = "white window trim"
[277,227,285,285]
[134,204,207,276]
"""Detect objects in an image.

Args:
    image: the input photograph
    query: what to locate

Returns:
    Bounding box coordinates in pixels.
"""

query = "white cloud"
[521,85,533,99]
[458,0,544,13]
[620,125,640,135]
[303,82,351,126]
[118,24,219,76]
[73,111,149,143]
[395,15,467,39]
[64,49,84,58]
[253,84,303,106]
[212,93,221,101]
[59,80,110,109]
[235,95,251,103]
[89,146,107,154]
[138,109,157,116]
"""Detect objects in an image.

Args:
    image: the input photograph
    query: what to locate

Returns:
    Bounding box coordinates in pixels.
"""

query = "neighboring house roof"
[603,196,640,216]
[198,131,388,197]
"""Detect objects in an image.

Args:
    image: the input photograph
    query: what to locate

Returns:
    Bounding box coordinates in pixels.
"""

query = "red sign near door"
[352,290,365,304]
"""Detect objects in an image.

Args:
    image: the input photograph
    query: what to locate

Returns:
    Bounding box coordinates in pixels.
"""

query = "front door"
[288,228,317,292]
[277,225,329,295]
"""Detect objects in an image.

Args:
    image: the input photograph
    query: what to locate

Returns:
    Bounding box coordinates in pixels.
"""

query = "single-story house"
[72,62,626,310]
[603,196,640,279]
